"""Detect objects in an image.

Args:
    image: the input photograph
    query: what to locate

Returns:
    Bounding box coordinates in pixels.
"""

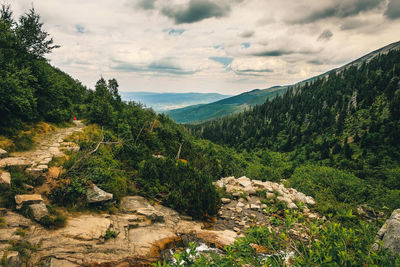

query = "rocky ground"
[1,122,399,266]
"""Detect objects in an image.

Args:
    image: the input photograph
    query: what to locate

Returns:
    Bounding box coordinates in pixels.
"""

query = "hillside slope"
[120,91,231,112]
[166,86,286,123]
[168,41,400,124]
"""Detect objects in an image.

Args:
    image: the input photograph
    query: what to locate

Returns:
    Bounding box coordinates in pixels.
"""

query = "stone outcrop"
[0,195,241,266]
[0,171,11,185]
[374,209,400,256]
[86,184,113,203]
[214,176,319,234]
[215,176,316,208]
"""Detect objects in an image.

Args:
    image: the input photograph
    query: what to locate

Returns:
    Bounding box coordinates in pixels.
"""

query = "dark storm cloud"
[317,29,333,41]
[293,0,385,24]
[385,0,400,19]
[161,0,230,24]
[136,0,157,10]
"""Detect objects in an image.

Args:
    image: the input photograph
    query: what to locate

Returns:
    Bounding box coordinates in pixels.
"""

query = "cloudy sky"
[11,0,400,94]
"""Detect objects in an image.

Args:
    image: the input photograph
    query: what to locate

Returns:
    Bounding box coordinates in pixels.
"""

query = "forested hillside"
[0,5,88,134]
[191,48,400,211]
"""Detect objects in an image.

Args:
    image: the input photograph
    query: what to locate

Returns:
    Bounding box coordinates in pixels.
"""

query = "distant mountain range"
[167,40,400,124]
[119,92,231,112]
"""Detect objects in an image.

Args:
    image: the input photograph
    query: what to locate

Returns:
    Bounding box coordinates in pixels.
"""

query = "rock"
[243,186,256,195]
[86,184,113,203]
[250,204,260,210]
[61,214,111,241]
[196,229,237,249]
[0,157,30,169]
[221,198,231,204]
[0,228,22,242]
[237,202,245,208]
[29,203,49,221]
[374,209,400,255]
[308,213,318,219]
[48,258,79,267]
[266,192,275,199]
[233,227,240,232]
[357,204,379,219]
[15,194,43,209]
[251,180,265,189]
[305,196,316,206]
[0,148,7,159]
[0,171,11,185]
[276,196,292,205]
[287,202,298,210]
[5,251,22,267]
[237,176,251,188]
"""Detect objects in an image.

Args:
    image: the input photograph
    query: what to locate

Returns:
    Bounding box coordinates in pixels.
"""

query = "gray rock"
[29,203,49,221]
[287,202,298,210]
[0,171,11,185]
[86,184,113,203]
[375,209,400,255]
[0,148,7,159]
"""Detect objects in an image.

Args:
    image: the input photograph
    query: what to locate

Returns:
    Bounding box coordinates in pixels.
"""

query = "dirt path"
[10,120,85,167]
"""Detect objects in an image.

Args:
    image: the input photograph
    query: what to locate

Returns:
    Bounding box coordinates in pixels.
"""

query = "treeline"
[191,49,400,211]
[0,5,88,134]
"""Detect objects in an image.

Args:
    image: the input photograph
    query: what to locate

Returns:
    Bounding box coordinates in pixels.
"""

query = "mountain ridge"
[167,40,400,124]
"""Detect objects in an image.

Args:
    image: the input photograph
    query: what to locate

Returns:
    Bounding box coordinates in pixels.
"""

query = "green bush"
[289,165,367,206]
[138,158,219,219]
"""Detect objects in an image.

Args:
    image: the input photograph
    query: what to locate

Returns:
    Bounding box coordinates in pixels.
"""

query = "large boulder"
[0,171,11,185]
[29,203,49,221]
[14,194,43,209]
[374,209,400,256]
[0,148,7,159]
[86,184,113,203]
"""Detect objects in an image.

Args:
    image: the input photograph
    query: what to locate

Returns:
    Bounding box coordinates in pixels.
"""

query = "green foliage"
[0,4,87,134]
[138,158,218,219]
[7,240,38,260]
[104,229,118,240]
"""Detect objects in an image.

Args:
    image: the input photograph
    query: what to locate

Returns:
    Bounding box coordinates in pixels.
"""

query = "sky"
[10,0,400,94]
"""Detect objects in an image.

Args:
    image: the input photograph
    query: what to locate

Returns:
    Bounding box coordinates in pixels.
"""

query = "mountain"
[119,91,231,112]
[166,86,287,123]
[167,41,400,124]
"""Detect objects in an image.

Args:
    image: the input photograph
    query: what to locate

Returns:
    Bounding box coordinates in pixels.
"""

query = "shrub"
[138,158,219,219]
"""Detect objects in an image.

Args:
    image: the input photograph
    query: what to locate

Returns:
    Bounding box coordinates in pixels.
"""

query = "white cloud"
[8,0,400,94]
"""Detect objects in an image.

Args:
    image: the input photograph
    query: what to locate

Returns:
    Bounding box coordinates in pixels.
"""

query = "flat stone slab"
[60,215,111,241]
[15,194,43,209]
[0,157,31,169]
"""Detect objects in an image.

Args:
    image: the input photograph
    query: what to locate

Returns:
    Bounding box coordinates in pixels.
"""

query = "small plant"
[104,229,118,240]
[14,229,27,237]
[0,217,5,228]
[256,189,266,199]
[8,240,39,260]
